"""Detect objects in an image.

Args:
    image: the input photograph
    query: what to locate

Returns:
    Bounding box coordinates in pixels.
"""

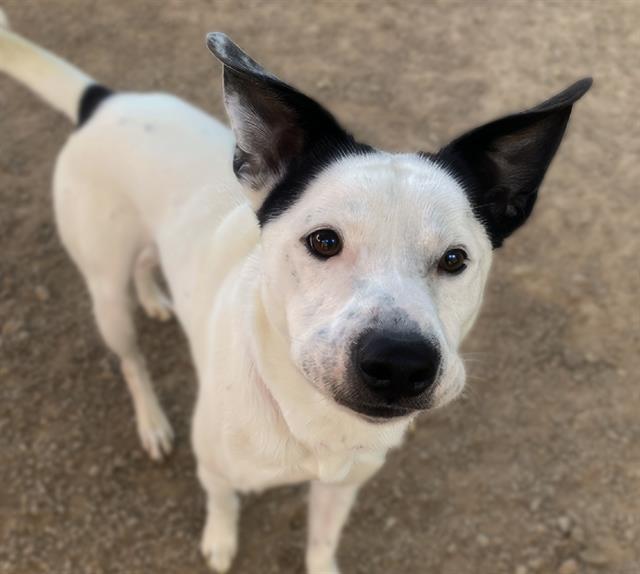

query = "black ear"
[206,33,359,208]
[436,78,592,247]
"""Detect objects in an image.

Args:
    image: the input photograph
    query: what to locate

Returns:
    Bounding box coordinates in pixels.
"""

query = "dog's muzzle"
[338,329,441,420]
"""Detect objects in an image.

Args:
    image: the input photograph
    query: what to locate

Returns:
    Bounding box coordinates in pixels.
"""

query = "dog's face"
[258,153,491,418]
[207,33,591,420]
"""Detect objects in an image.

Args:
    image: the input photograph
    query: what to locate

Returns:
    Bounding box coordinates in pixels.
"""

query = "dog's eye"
[306,229,342,259]
[438,248,468,275]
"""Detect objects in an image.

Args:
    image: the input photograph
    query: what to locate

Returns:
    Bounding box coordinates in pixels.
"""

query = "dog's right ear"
[206,33,352,210]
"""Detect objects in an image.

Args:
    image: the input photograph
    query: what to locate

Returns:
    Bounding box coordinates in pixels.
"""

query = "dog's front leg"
[306,455,384,574]
[306,480,358,574]
[198,465,239,573]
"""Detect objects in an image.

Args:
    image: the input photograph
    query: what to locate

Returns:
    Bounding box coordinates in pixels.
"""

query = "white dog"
[0,13,591,573]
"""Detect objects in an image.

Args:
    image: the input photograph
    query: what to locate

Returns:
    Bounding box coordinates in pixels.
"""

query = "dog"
[0,11,591,573]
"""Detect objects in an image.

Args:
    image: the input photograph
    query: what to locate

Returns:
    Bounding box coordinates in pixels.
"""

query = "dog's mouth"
[335,399,422,422]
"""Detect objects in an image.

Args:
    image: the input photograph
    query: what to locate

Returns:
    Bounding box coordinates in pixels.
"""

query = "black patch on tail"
[77,84,113,127]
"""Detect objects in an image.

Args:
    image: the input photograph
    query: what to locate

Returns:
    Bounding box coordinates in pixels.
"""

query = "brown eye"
[438,248,468,274]
[307,229,342,259]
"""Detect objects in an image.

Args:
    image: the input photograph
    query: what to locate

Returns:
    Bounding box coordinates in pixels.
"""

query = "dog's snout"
[356,330,441,401]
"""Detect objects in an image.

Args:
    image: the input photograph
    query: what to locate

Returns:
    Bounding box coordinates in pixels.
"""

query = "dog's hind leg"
[133,244,173,322]
[53,117,173,461]
[89,274,174,461]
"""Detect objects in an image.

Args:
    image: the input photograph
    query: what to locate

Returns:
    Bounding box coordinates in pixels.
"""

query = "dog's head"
[207,33,591,421]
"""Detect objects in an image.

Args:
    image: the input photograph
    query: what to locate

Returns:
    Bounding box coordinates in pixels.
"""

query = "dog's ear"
[206,33,353,209]
[437,78,592,247]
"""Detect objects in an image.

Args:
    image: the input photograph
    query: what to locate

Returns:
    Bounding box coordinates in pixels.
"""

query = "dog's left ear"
[437,78,592,247]
[206,33,356,211]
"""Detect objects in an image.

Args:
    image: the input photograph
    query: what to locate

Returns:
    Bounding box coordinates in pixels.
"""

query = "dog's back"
[1,12,253,322]
[1,13,256,461]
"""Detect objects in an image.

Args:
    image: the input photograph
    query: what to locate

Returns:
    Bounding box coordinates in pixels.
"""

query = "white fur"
[1,27,493,573]
[0,19,92,120]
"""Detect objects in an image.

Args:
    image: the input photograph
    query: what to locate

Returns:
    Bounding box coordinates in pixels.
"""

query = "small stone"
[558,515,572,535]
[579,549,608,566]
[588,537,625,564]
[88,465,99,477]
[316,77,333,90]
[384,516,397,530]
[571,526,585,544]
[2,319,22,336]
[529,498,542,512]
[446,543,457,554]
[528,557,544,571]
[624,528,634,541]
[34,285,50,302]
[113,455,126,469]
[476,533,490,547]
[557,558,578,574]
[533,523,547,535]
[511,264,533,276]
[515,565,528,574]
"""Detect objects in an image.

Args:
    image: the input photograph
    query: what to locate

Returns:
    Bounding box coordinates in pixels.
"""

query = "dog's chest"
[220,421,378,492]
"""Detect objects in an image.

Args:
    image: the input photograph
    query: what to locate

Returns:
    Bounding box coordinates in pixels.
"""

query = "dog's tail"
[0,9,111,125]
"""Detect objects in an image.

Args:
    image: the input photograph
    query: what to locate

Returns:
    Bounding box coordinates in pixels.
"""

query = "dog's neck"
[238,253,411,479]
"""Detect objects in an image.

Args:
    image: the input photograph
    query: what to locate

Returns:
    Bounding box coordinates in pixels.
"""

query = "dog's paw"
[307,560,340,574]
[201,522,238,573]
[306,550,340,574]
[136,399,174,461]
[140,290,173,322]
[203,545,236,573]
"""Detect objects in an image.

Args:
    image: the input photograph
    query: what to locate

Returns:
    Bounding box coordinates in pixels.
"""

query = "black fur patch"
[429,112,570,249]
[257,135,373,225]
[423,78,592,248]
[77,84,113,127]
[208,34,591,237]
[207,33,374,225]
[220,65,374,225]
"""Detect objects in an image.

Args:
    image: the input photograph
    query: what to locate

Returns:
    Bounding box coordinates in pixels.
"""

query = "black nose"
[356,330,441,401]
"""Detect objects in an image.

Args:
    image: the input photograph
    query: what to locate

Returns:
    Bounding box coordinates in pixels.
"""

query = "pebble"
[113,455,126,469]
[384,516,397,530]
[2,319,22,336]
[571,526,585,544]
[515,565,528,574]
[35,285,50,302]
[316,77,333,90]
[532,523,547,535]
[624,528,634,541]
[476,533,490,547]
[579,548,608,566]
[557,558,578,574]
[527,557,544,571]
[558,515,572,535]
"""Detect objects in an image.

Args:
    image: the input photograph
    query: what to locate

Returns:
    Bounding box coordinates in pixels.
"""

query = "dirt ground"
[1,1,639,573]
